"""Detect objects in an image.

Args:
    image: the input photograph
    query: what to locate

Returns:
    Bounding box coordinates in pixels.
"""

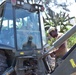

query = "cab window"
[0,2,15,48]
[15,8,42,50]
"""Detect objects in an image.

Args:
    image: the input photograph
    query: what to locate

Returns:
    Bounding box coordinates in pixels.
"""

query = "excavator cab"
[1,0,76,75]
[0,0,48,75]
[0,0,46,50]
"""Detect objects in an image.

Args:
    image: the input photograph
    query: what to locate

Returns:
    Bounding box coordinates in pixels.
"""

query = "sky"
[52,3,76,17]
[67,3,76,17]
[0,0,5,4]
[48,0,76,17]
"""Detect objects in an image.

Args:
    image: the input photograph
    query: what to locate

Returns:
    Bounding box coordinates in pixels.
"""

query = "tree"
[44,11,75,33]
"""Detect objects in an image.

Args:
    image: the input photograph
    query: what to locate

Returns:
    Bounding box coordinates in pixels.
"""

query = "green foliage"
[43,0,76,48]
[67,33,76,48]
[44,12,75,33]
[47,38,56,46]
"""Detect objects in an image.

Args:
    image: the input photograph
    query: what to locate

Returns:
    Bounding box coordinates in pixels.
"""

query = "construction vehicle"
[0,0,76,75]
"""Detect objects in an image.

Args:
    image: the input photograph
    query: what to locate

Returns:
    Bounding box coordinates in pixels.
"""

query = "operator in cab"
[22,35,37,50]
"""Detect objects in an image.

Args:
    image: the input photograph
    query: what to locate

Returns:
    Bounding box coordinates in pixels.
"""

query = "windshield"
[15,9,42,50]
[0,2,42,50]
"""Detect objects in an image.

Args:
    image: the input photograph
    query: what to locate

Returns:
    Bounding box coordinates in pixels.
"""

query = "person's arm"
[54,42,66,56]
[50,41,67,57]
